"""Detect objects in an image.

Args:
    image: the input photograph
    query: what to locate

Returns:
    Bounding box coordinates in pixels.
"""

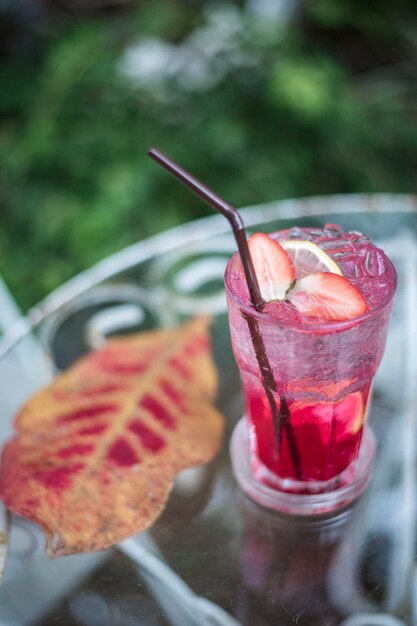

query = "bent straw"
[148,147,302,480]
[148,148,264,311]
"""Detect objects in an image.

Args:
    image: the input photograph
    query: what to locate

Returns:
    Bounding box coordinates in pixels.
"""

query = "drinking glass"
[225,226,397,513]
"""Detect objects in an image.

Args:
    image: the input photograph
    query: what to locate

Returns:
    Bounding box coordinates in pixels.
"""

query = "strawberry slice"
[287,272,367,321]
[248,232,295,301]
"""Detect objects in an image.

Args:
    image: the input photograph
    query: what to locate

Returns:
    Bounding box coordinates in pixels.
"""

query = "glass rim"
[224,248,398,334]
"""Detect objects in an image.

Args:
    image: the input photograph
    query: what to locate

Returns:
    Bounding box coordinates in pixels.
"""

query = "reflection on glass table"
[0,194,416,626]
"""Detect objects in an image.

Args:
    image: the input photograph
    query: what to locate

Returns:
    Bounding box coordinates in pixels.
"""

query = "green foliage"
[268,57,345,120]
[1,0,417,309]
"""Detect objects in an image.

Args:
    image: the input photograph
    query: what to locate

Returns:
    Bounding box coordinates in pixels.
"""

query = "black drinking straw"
[148,147,302,480]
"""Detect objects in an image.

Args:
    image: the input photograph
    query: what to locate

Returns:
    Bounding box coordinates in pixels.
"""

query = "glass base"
[230,418,376,516]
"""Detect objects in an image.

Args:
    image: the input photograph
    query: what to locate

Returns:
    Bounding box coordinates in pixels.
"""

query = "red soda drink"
[225,225,397,494]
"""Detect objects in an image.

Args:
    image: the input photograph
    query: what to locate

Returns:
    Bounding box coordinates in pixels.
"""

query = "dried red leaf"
[0,317,224,556]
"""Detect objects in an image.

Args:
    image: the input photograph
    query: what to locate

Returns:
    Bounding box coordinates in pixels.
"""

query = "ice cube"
[340,261,360,277]
[364,249,385,276]
[324,224,343,237]
[287,227,307,239]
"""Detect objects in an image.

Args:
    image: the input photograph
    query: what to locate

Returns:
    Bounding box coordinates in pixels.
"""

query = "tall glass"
[225,225,397,513]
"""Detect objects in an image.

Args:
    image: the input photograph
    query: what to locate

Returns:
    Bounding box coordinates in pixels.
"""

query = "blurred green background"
[1,0,417,310]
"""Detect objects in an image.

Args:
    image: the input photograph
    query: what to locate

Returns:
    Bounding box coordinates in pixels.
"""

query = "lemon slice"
[281,240,342,278]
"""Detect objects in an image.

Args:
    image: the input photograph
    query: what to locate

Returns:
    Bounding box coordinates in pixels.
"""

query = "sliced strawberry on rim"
[287,272,367,321]
[248,232,295,302]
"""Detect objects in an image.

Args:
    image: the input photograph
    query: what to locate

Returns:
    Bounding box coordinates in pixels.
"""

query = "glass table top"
[0,194,416,626]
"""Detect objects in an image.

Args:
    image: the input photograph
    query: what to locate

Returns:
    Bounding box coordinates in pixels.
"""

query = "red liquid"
[243,375,371,484]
